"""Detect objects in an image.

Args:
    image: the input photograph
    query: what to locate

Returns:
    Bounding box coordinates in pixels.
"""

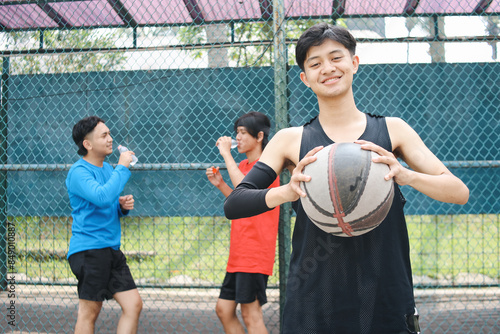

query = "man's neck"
[315,93,367,143]
[246,147,263,164]
[317,94,361,126]
[83,154,105,167]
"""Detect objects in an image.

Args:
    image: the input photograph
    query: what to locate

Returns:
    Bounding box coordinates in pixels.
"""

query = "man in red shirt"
[206,111,280,334]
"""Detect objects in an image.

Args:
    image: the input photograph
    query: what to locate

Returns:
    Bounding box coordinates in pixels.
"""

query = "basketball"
[300,143,394,237]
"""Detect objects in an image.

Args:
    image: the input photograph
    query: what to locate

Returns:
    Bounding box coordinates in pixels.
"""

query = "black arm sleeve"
[224,161,278,219]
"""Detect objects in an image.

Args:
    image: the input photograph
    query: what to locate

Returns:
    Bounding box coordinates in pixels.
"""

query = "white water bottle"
[217,138,238,149]
[117,145,138,166]
[230,138,238,149]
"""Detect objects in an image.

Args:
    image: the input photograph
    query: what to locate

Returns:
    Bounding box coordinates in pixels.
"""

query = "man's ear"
[83,139,92,152]
[300,71,311,87]
[352,55,360,74]
[257,131,264,142]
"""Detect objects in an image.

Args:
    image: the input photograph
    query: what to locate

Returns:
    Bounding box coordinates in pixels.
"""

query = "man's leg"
[240,299,268,334]
[74,299,102,334]
[113,288,143,334]
[216,298,245,334]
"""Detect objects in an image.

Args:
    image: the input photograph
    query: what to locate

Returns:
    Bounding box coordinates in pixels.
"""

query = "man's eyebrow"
[305,55,320,64]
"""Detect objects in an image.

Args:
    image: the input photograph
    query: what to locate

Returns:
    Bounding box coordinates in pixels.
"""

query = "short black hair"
[296,23,357,71]
[72,116,105,156]
[234,111,271,150]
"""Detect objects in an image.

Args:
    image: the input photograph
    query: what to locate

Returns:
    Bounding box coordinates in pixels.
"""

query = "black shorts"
[68,248,137,302]
[219,272,269,306]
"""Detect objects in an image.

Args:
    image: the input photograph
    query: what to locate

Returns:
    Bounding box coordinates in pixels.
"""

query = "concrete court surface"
[1,285,499,333]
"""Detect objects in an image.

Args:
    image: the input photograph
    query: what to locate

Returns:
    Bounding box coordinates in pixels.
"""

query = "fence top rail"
[0,161,498,171]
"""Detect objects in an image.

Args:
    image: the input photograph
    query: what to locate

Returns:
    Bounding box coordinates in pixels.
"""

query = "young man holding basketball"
[206,111,280,334]
[66,116,142,334]
[224,24,469,333]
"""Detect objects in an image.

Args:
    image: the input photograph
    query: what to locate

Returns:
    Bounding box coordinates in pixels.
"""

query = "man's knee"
[215,299,236,321]
[128,298,143,315]
[240,302,263,326]
[122,296,143,317]
[115,290,143,317]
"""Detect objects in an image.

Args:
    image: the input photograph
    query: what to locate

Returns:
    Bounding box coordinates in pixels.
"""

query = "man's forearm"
[224,161,277,219]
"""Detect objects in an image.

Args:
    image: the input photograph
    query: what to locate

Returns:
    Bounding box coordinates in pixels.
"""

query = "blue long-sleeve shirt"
[66,158,131,258]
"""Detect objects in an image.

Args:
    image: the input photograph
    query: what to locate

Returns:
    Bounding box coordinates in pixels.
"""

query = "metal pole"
[133,26,137,49]
[0,57,10,290]
[39,30,44,49]
[273,0,291,331]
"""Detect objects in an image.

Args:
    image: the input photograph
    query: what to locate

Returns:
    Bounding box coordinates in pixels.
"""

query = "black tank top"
[283,114,415,334]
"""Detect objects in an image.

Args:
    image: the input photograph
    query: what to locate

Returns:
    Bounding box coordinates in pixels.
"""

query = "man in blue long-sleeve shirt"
[66,116,142,334]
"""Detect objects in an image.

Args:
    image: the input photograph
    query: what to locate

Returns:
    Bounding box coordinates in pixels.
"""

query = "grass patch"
[407,214,499,279]
[8,214,500,285]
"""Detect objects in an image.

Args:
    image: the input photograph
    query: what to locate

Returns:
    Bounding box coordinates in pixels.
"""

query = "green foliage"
[176,19,347,67]
[176,26,206,61]
[3,29,127,74]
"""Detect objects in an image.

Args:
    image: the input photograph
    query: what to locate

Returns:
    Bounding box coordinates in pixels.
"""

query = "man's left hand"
[119,194,134,210]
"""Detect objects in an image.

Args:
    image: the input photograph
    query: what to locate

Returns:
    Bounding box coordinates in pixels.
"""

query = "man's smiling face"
[299,39,359,100]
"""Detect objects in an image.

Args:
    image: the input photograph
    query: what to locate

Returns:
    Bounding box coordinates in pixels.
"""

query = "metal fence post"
[273,0,291,331]
[0,57,9,291]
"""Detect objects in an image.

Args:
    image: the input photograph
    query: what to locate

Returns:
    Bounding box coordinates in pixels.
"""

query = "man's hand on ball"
[289,146,323,199]
[355,140,413,186]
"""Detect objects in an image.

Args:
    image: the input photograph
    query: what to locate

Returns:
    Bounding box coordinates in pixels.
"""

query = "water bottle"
[230,138,238,149]
[217,138,238,149]
[117,145,138,166]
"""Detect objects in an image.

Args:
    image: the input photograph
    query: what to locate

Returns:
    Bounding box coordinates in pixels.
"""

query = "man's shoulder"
[260,126,303,169]
[385,116,404,124]
[68,159,86,175]
[275,125,303,139]
[385,116,419,150]
[68,159,110,180]
[272,126,303,154]
[385,116,411,134]
[66,159,91,190]
[69,159,97,172]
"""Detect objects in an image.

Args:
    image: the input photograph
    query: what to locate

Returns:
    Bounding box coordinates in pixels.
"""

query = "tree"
[405,17,427,63]
[427,17,445,63]
[176,19,344,68]
[176,21,275,67]
[405,16,445,63]
[2,29,127,75]
[206,24,229,68]
[485,16,499,60]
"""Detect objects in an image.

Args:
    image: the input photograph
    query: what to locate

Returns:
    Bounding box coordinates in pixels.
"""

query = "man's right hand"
[216,136,233,158]
[118,150,135,168]
[289,145,323,199]
[265,145,323,208]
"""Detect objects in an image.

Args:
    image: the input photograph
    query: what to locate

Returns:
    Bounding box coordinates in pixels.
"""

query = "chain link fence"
[0,1,499,333]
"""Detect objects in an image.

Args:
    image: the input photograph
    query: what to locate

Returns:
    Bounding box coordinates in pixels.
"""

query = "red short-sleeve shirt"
[226,159,280,276]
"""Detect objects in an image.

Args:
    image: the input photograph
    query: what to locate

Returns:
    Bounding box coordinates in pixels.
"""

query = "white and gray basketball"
[300,143,394,237]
